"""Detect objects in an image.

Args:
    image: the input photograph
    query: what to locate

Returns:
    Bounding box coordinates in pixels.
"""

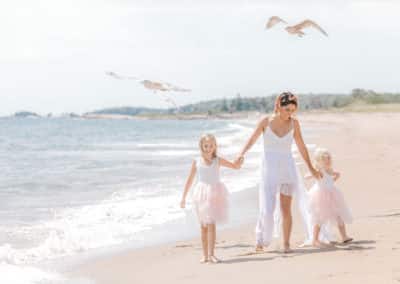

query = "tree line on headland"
[89,89,400,116]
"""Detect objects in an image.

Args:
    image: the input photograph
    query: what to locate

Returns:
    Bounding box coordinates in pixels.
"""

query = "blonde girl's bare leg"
[208,223,220,263]
[312,224,322,247]
[312,224,332,248]
[200,224,208,263]
[338,218,353,243]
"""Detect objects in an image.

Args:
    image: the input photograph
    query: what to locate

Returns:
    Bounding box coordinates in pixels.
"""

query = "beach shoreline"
[67,111,400,284]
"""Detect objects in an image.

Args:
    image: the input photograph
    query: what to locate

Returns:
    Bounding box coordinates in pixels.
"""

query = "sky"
[1,0,400,115]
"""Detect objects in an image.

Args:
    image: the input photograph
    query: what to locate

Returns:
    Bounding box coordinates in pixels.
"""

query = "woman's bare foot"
[209,255,220,264]
[255,245,264,252]
[200,256,208,263]
[283,243,292,253]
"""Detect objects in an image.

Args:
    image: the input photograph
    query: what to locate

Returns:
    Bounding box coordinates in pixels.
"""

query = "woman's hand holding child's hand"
[234,156,244,169]
[310,167,323,179]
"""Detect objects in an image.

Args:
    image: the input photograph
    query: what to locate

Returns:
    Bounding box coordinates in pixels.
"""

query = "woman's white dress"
[256,120,312,246]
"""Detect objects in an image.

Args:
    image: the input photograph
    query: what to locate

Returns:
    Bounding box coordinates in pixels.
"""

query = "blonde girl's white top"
[195,157,220,185]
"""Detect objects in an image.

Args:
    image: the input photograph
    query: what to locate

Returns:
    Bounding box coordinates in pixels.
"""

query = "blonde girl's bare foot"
[298,242,311,248]
[200,256,208,263]
[312,240,332,248]
[342,237,353,244]
[209,255,221,264]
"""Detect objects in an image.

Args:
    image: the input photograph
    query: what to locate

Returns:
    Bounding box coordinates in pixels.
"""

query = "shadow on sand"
[221,239,376,264]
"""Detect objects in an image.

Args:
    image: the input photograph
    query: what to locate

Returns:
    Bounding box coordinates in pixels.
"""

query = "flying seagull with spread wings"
[105,72,191,93]
[106,71,191,109]
[265,17,328,37]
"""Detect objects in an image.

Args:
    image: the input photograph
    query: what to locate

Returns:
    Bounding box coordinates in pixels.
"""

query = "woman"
[236,92,321,252]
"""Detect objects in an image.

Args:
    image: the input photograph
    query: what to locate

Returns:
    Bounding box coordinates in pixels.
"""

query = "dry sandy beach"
[69,112,400,284]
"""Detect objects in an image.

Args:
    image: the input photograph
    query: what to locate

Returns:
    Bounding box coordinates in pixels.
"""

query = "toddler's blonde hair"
[314,147,332,169]
[199,133,217,158]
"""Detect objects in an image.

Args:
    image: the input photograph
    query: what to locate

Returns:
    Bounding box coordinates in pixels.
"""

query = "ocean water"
[0,117,267,283]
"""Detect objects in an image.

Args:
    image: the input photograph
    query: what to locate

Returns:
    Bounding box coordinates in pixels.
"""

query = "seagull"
[285,19,328,37]
[265,16,288,29]
[105,71,191,110]
[106,72,191,93]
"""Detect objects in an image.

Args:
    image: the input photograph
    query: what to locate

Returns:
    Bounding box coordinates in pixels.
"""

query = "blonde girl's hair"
[313,147,331,170]
[199,133,217,158]
[273,91,299,116]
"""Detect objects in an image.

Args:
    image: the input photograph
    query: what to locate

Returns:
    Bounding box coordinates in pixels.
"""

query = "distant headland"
[6,89,400,120]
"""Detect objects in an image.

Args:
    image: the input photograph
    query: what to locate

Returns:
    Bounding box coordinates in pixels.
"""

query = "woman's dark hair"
[273,92,298,114]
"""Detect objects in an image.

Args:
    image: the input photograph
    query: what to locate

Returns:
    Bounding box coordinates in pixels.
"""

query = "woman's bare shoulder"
[258,115,270,128]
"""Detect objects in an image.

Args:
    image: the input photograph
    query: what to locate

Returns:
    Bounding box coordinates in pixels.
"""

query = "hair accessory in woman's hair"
[280,92,298,107]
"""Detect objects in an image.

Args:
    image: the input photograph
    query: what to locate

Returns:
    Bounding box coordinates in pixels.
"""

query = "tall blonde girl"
[180,134,242,263]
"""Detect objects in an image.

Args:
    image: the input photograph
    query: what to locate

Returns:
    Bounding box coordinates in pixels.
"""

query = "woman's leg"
[200,225,208,262]
[280,192,292,251]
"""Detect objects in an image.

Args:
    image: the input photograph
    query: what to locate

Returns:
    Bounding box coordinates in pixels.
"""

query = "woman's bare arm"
[238,117,269,158]
[293,119,322,179]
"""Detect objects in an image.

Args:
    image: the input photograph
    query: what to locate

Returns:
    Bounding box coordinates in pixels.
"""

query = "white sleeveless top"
[263,119,294,154]
[196,157,220,185]
[261,118,297,185]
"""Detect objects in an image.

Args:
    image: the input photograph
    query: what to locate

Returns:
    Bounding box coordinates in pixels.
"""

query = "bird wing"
[294,19,328,36]
[106,71,140,80]
[265,16,287,29]
[107,72,190,92]
[141,80,169,91]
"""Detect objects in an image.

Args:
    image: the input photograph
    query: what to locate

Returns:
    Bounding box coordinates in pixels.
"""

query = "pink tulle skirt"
[192,182,229,225]
[308,184,353,226]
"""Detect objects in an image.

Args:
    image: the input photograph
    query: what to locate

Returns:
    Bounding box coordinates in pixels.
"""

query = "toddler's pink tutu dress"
[192,157,229,225]
[308,169,352,226]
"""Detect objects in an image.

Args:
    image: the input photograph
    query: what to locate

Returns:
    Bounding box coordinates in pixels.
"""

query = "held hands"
[333,171,341,181]
[234,155,245,169]
[310,167,323,179]
[180,198,186,209]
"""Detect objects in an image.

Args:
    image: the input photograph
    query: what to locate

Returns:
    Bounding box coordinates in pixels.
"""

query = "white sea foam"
[0,187,187,266]
[0,262,62,284]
